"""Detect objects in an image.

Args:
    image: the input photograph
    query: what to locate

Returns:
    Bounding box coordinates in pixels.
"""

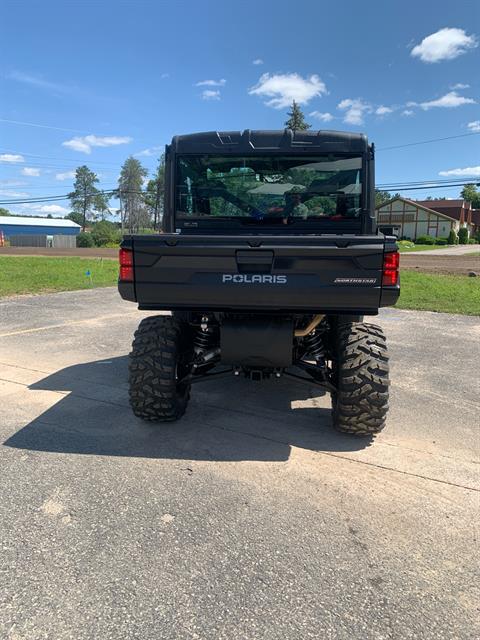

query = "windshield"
[176,154,363,224]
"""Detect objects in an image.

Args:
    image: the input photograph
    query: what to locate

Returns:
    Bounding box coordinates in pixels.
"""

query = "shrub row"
[77,221,123,248]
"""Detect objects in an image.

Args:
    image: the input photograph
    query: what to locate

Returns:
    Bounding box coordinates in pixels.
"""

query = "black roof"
[170,129,368,154]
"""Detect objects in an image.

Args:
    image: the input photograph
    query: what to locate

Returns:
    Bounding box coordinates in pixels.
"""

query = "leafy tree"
[145,154,165,230]
[458,226,469,244]
[285,101,311,131]
[460,183,480,209]
[117,157,148,232]
[76,232,95,247]
[91,220,121,246]
[66,211,84,226]
[375,190,401,207]
[0,207,11,216]
[68,166,109,231]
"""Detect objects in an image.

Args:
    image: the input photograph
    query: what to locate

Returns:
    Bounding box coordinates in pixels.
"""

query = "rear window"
[175,154,364,229]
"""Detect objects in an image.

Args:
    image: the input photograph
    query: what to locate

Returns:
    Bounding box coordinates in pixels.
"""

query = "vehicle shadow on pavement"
[5,356,372,461]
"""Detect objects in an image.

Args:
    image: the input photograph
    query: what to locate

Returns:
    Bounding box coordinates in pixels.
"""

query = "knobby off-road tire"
[331,322,389,436]
[129,315,191,422]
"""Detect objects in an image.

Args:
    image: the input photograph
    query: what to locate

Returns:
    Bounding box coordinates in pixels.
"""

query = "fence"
[9,234,77,248]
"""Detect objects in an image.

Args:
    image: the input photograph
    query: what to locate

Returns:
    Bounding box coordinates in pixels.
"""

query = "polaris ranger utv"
[119,130,400,436]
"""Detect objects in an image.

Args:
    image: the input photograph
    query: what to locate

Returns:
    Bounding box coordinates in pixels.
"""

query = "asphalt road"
[0,289,479,639]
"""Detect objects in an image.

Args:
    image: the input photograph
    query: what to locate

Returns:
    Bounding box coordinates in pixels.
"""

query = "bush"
[458,227,469,244]
[76,232,94,248]
[468,238,477,244]
[104,241,122,248]
[91,220,121,247]
[415,235,436,245]
[447,229,458,245]
[434,238,448,245]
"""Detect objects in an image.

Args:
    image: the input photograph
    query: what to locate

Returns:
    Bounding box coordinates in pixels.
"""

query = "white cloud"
[402,109,414,116]
[55,171,76,180]
[467,120,480,132]
[0,153,25,163]
[451,83,470,90]
[16,203,70,217]
[337,98,372,125]
[407,91,476,110]
[201,89,221,100]
[249,73,327,109]
[375,105,393,116]
[0,190,29,197]
[0,179,27,186]
[309,111,334,122]
[134,146,164,157]
[252,59,264,65]
[21,167,41,176]
[39,204,69,215]
[411,27,477,63]
[439,165,480,177]
[196,79,226,86]
[62,134,132,154]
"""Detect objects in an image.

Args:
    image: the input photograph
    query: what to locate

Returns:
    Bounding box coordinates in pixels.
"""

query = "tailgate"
[130,234,385,313]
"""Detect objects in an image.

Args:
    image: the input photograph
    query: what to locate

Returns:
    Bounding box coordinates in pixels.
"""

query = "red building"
[416,199,475,235]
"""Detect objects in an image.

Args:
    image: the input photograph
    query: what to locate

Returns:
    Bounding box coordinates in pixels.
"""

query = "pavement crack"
[0,311,139,338]
[198,417,480,493]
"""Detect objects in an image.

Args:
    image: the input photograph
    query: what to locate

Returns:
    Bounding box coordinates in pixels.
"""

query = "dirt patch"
[0,246,118,258]
[401,254,480,276]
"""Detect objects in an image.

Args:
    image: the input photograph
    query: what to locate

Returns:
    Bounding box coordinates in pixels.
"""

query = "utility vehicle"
[119,130,400,435]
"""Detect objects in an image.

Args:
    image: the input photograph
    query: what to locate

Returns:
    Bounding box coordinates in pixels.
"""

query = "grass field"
[398,243,448,252]
[0,256,118,297]
[0,256,479,315]
[397,271,480,315]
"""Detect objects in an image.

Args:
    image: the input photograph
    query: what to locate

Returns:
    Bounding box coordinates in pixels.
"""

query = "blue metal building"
[0,216,81,237]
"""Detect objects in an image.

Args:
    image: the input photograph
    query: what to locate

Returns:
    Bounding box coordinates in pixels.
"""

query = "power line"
[0,148,121,167]
[0,189,146,205]
[378,178,478,188]
[377,131,480,151]
[376,183,477,193]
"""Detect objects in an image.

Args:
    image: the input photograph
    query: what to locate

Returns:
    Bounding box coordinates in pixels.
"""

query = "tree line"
[66,154,165,233]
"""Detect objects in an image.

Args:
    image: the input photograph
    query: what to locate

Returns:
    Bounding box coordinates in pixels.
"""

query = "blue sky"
[1,0,479,217]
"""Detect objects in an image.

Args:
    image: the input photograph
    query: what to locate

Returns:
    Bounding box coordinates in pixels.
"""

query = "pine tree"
[117,157,148,233]
[145,154,165,230]
[284,100,311,131]
[68,166,109,231]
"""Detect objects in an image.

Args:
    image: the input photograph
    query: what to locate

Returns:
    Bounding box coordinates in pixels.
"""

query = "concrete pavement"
[0,288,479,639]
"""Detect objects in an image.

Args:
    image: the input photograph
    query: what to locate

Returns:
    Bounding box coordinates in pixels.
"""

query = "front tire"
[129,315,191,422]
[331,322,389,436]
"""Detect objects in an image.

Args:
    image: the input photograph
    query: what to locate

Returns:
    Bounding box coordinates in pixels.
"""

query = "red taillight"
[119,248,133,282]
[382,251,399,286]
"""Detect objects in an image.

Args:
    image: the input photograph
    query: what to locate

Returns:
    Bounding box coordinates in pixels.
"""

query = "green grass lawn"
[0,256,118,297]
[398,243,449,252]
[397,271,480,315]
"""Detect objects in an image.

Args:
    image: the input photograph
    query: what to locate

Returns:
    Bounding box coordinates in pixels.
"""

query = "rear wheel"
[331,322,389,436]
[129,315,192,422]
